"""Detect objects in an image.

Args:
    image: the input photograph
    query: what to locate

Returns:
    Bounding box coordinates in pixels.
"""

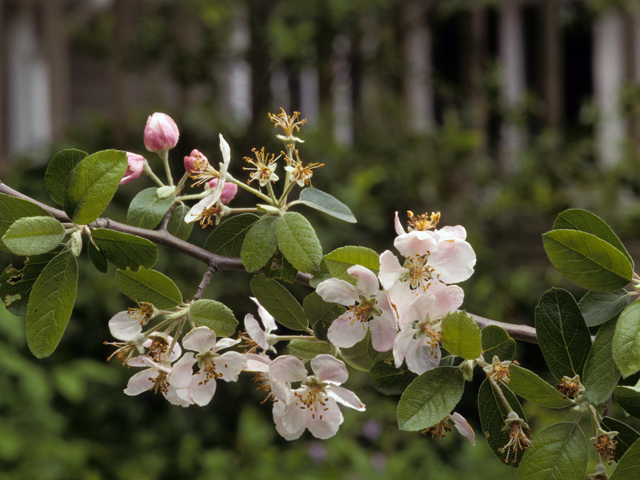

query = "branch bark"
[0,180,538,344]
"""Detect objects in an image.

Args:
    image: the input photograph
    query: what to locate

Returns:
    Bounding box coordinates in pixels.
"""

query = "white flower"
[170,326,247,406]
[108,303,156,342]
[316,265,397,352]
[393,285,464,375]
[269,354,365,440]
[244,297,278,352]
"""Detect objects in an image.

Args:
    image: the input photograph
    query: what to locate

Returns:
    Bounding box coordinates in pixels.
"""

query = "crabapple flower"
[379,211,475,317]
[423,412,476,445]
[243,297,278,353]
[316,265,397,352]
[393,285,464,375]
[170,326,246,406]
[144,112,179,152]
[243,147,279,186]
[120,152,145,185]
[207,179,238,205]
[184,149,210,176]
[269,354,365,440]
[108,302,156,342]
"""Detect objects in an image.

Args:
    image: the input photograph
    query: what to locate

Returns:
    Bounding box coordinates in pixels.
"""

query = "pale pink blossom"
[120,152,145,185]
[144,112,179,152]
[450,412,476,445]
[269,354,365,440]
[316,265,397,352]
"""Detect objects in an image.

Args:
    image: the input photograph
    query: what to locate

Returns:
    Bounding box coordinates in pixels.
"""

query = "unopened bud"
[184,149,210,175]
[144,112,179,152]
[120,152,146,185]
[207,179,238,204]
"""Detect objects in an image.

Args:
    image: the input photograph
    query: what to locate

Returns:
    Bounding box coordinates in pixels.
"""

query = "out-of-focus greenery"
[4,0,640,478]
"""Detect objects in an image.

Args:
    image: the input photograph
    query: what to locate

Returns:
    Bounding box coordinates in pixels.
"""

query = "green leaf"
[583,317,620,405]
[286,339,333,360]
[26,250,78,358]
[508,364,573,408]
[601,417,640,463]
[322,246,380,284]
[298,188,357,223]
[91,228,158,271]
[206,213,259,257]
[0,193,51,251]
[115,268,182,310]
[554,208,633,267]
[264,250,298,283]
[44,149,87,206]
[63,149,128,225]
[516,422,588,480]
[534,288,592,380]
[87,240,108,273]
[250,275,308,331]
[542,229,633,291]
[0,247,63,316]
[2,216,65,256]
[276,212,323,274]
[166,204,194,241]
[614,386,640,419]
[482,325,516,362]
[189,299,238,338]
[610,440,640,480]
[339,331,379,371]
[579,289,631,327]
[303,292,343,342]
[370,361,418,395]
[397,366,464,431]
[478,379,527,466]
[241,216,279,272]
[440,310,482,360]
[126,188,176,230]
[613,301,640,378]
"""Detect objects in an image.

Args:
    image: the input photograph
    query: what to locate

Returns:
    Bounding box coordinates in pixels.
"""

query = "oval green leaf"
[91,228,158,271]
[26,250,78,358]
[87,240,109,273]
[602,417,640,463]
[482,325,516,362]
[440,310,482,360]
[2,216,65,256]
[323,246,380,284]
[250,275,308,331]
[613,301,640,378]
[579,289,631,327]
[298,188,357,223]
[166,204,194,241]
[534,288,592,380]
[115,268,182,310]
[286,339,333,360]
[44,149,88,206]
[614,386,640,419]
[609,438,640,480]
[516,422,588,480]
[508,364,573,408]
[126,188,176,230]
[542,229,632,292]
[0,194,51,251]
[189,299,238,337]
[241,216,279,272]
[206,213,259,257]
[583,317,620,405]
[397,366,464,431]
[370,360,418,396]
[276,212,322,274]
[64,149,128,225]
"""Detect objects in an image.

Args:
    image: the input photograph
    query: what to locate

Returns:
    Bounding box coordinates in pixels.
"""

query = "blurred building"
[1,0,640,169]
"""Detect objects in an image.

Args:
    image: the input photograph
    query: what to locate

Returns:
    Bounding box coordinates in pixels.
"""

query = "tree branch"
[0,180,537,344]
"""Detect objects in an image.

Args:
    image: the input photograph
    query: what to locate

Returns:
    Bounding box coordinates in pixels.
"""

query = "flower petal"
[124,369,157,396]
[428,240,476,284]
[450,412,476,445]
[306,398,343,439]
[108,311,142,341]
[191,376,217,406]
[273,400,304,440]
[327,311,368,349]
[347,265,380,298]
[310,354,348,384]
[170,352,196,389]
[250,297,277,333]
[394,211,406,236]
[214,351,247,382]
[245,313,269,350]
[270,355,308,383]
[183,326,217,353]
[315,278,359,306]
[326,385,365,411]
[378,250,406,291]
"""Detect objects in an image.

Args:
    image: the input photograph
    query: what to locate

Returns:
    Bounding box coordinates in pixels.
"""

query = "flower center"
[297,378,329,420]
[347,296,379,327]
[402,255,436,292]
[196,352,222,384]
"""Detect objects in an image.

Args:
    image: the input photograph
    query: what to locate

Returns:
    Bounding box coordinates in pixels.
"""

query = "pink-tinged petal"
[431,285,465,319]
[164,385,193,407]
[326,385,365,411]
[310,354,348,384]
[120,153,146,185]
[214,351,247,382]
[429,240,476,284]
[394,230,437,258]
[141,355,172,373]
[435,225,467,241]
[144,112,179,152]
[306,398,343,439]
[191,376,217,406]
[126,355,148,368]
[244,353,271,372]
[270,355,308,383]
[170,353,196,389]
[327,312,368,349]
[401,293,437,329]
[404,338,440,375]
[183,326,217,353]
[214,337,241,351]
[347,265,380,298]
[369,310,398,352]
[273,400,304,440]
[450,412,476,445]
[207,179,237,205]
[250,297,277,333]
[393,328,415,368]
[394,211,406,236]
[315,278,359,306]
[108,311,142,341]
[124,369,157,396]
[378,251,406,291]
[245,313,269,350]
[282,396,307,434]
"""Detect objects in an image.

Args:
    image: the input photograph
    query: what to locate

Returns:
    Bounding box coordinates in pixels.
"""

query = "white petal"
[368,310,398,353]
[450,412,476,445]
[393,327,414,368]
[184,193,218,223]
[243,353,271,372]
[327,312,368,349]
[250,297,277,333]
[435,225,467,241]
[170,353,196,389]
[378,251,406,291]
[273,400,304,440]
[183,326,217,353]
[214,337,241,351]
[405,338,440,375]
[431,285,465,319]
[394,211,406,236]
[282,396,307,434]
[315,278,359,306]
[164,385,193,407]
[124,369,157,396]
[191,376,217,406]
[326,385,365,411]
[214,351,247,382]
[429,240,476,284]
[347,265,380,298]
[219,134,231,173]
[109,311,143,341]
[306,398,343,439]
[270,355,308,383]
[310,354,348,384]
[394,230,437,258]
[245,313,269,350]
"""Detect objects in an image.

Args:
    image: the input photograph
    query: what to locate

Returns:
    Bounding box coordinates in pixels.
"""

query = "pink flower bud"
[143,112,179,152]
[207,179,238,204]
[184,149,210,174]
[120,152,145,185]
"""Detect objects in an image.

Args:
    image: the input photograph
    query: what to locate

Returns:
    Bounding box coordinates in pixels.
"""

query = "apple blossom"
[120,152,146,185]
[144,112,179,152]
[316,265,397,352]
[207,179,238,205]
[243,297,278,353]
[243,147,280,186]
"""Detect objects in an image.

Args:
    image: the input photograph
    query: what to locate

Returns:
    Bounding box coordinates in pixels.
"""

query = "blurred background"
[2,0,640,478]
